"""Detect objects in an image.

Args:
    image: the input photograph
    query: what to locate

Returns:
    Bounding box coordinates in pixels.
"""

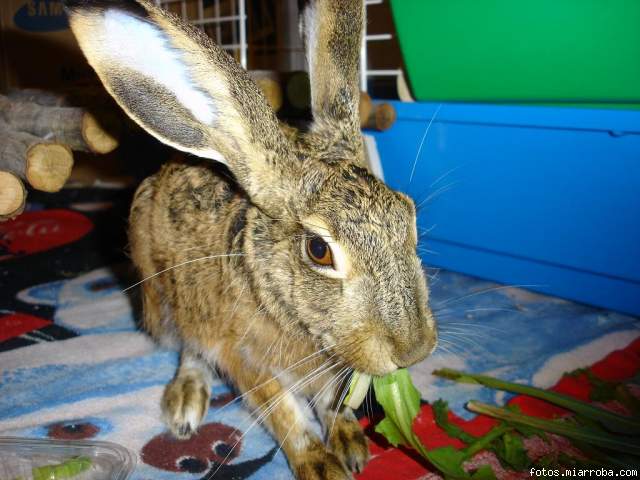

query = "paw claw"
[161,374,210,440]
[327,413,370,474]
[294,444,352,480]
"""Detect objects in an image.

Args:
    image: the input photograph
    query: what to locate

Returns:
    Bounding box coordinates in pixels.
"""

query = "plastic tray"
[0,437,135,480]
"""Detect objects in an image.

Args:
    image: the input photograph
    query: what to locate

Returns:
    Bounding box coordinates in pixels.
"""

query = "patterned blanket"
[1,187,638,479]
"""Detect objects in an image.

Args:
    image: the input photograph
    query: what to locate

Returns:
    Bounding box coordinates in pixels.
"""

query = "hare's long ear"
[301,0,365,163]
[64,0,295,215]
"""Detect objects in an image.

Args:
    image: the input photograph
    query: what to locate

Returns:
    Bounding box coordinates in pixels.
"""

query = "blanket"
[1,187,638,479]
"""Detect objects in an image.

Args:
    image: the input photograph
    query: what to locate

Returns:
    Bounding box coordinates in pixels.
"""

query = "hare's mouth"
[320,334,399,377]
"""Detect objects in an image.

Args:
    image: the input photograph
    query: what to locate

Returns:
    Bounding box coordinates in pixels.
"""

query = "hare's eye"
[306,235,333,267]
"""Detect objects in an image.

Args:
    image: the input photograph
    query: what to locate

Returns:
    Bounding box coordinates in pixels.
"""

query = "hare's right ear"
[64,0,295,216]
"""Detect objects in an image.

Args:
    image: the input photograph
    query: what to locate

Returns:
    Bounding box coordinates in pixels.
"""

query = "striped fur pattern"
[65,1,437,477]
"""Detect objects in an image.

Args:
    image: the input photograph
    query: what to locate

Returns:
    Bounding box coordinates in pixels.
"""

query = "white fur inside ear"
[303,3,319,98]
[103,10,216,126]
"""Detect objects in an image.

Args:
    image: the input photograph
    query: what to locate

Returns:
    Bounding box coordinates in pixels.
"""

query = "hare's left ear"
[300,0,365,163]
[64,0,297,216]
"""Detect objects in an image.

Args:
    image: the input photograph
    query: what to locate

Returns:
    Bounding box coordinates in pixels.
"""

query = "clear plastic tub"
[0,437,135,480]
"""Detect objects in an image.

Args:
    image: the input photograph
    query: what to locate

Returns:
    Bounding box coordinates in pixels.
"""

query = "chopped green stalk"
[423,446,473,479]
[434,368,640,435]
[615,384,640,416]
[470,465,497,480]
[466,401,640,456]
[494,431,530,470]
[463,424,511,459]
[344,372,372,410]
[32,457,92,480]
[433,399,478,444]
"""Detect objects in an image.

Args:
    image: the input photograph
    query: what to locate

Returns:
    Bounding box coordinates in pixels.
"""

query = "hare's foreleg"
[314,392,370,474]
[218,355,352,480]
[161,351,213,439]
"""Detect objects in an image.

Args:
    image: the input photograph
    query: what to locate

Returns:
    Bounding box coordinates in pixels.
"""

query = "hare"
[65,0,437,477]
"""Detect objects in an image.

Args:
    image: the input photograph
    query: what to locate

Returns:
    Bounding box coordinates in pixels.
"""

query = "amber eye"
[306,235,333,267]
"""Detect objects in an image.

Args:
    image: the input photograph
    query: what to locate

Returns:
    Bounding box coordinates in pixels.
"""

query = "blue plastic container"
[370,102,640,315]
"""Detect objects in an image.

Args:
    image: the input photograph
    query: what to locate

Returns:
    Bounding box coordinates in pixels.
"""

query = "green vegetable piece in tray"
[32,456,92,480]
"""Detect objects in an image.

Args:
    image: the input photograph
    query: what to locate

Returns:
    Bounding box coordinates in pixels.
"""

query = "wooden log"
[7,87,117,109]
[7,88,69,107]
[256,77,283,112]
[0,95,120,154]
[359,91,373,127]
[363,102,397,131]
[0,123,74,192]
[248,71,283,112]
[285,71,312,110]
[0,171,26,221]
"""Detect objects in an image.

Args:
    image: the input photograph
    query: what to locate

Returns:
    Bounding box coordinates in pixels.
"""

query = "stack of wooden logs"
[249,70,397,132]
[358,91,397,132]
[0,90,121,220]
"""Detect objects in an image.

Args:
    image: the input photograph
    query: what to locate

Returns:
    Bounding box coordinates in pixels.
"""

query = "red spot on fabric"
[0,209,93,260]
[48,421,100,440]
[141,423,242,473]
[210,392,236,407]
[0,312,51,341]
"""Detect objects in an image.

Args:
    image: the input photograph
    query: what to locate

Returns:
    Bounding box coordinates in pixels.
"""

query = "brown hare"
[65,0,437,477]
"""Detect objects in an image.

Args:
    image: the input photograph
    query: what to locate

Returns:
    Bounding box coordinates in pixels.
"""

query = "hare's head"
[65,0,436,375]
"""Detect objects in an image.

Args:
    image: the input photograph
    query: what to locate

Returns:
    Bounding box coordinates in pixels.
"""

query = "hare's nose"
[392,316,437,368]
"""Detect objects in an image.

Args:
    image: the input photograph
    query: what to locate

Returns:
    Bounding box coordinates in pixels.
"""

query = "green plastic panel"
[390,0,640,106]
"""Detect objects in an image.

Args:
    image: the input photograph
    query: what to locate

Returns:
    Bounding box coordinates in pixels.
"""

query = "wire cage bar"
[155,0,248,69]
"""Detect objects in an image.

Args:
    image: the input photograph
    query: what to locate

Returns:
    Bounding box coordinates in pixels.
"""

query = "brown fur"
[66,1,437,477]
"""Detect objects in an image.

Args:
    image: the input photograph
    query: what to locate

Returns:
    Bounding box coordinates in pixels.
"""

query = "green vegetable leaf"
[372,369,428,456]
[374,417,405,448]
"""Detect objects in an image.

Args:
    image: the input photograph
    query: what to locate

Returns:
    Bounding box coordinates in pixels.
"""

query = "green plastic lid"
[390,0,640,108]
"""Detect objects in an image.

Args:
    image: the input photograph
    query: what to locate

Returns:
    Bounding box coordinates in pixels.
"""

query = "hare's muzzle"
[389,311,437,368]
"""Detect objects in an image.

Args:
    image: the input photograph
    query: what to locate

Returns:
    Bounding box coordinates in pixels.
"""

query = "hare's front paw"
[293,441,352,480]
[161,374,210,439]
[327,411,370,474]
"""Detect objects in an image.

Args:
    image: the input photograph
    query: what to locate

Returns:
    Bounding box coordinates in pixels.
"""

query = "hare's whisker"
[212,344,337,418]
[268,366,350,467]
[438,332,486,352]
[408,103,442,185]
[209,358,329,480]
[439,322,509,333]
[229,358,337,457]
[434,284,542,310]
[415,181,458,210]
[237,304,267,343]
[328,370,352,440]
[429,163,466,189]
[121,253,244,292]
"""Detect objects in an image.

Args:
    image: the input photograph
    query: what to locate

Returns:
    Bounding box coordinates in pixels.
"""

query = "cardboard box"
[0,0,97,92]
